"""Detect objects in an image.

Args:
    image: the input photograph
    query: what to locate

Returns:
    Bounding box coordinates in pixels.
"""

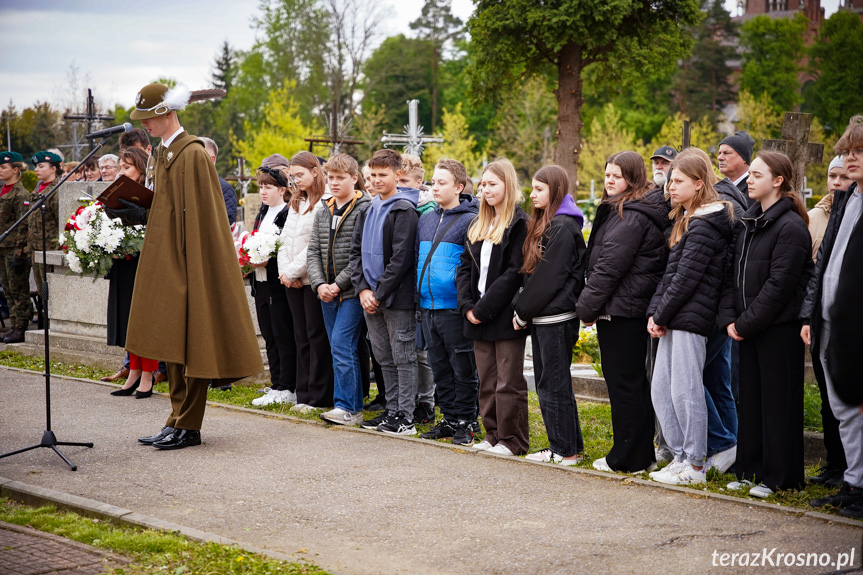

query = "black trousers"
[253,279,296,392]
[737,322,804,491]
[285,285,334,407]
[811,352,846,470]
[597,317,656,471]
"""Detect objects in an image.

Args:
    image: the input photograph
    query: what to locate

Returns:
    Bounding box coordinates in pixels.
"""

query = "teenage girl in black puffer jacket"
[647,154,735,487]
[577,151,671,473]
[718,150,813,497]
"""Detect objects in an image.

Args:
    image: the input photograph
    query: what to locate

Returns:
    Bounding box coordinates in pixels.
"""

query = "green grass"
[803,381,824,432]
[0,350,846,519]
[0,498,328,574]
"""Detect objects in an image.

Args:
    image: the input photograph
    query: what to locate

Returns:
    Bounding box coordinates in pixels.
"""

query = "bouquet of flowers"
[60,202,145,280]
[236,224,282,275]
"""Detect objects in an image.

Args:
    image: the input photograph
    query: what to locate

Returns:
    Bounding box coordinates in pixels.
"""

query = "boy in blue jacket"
[352,149,420,435]
[416,159,480,444]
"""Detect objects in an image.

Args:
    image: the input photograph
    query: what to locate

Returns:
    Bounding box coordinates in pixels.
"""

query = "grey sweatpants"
[821,321,863,487]
[651,329,708,467]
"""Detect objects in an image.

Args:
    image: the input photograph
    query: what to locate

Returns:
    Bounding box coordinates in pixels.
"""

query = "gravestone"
[243,193,262,233]
[763,112,824,195]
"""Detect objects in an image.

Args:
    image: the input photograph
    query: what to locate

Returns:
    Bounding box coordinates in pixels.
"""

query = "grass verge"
[0,350,847,520]
[0,498,328,574]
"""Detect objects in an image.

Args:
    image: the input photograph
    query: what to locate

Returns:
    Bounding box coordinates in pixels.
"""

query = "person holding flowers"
[248,158,297,407]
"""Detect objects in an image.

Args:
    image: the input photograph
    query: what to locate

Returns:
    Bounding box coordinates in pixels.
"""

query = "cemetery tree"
[739,13,807,114]
[362,34,435,133]
[806,10,863,135]
[233,81,312,171]
[212,41,236,93]
[467,0,702,195]
[672,0,738,122]
[410,0,464,131]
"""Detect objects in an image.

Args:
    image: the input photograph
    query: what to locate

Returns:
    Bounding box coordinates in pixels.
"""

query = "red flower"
[125,254,132,260]
[65,222,74,231]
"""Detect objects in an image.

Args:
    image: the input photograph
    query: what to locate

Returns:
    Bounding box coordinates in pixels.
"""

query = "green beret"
[31,151,62,165]
[0,151,24,165]
[130,83,171,120]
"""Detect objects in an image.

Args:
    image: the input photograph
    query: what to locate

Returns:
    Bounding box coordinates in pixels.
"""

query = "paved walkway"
[0,368,860,575]
[0,520,129,574]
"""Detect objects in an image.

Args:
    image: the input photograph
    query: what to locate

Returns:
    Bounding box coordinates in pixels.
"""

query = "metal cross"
[62,89,115,157]
[763,112,824,195]
[381,99,443,156]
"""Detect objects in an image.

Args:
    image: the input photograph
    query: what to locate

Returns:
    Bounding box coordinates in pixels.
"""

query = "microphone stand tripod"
[0,138,113,470]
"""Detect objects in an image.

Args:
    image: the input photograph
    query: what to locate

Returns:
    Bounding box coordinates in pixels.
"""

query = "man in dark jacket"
[649,145,677,193]
[716,131,755,213]
[802,128,863,515]
[201,137,238,225]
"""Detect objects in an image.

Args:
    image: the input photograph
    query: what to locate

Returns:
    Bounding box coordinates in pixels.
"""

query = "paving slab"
[0,368,860,575]
[0,520,129,575]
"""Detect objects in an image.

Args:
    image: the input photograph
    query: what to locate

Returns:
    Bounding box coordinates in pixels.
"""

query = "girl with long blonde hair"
[456,159,530,456]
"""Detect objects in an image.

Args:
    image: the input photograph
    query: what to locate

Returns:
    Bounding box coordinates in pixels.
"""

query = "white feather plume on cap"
[162,85,191,111]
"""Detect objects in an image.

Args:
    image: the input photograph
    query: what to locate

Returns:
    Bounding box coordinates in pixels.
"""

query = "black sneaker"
[470,420,481,435]
[413,402,435,424]
[361,411,391,430]
[810,482,863,508]
[364,399,387,411]
[809,465,846,487]
[840,500,863,519]
[420,419,456,440]
[452,420,475,446]
[378,412,417,436]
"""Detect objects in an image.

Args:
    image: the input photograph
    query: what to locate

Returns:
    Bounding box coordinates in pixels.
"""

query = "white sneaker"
[592,456,612,472]
[749,484,774,498]
[727,479,754,490]
[705,445,737,473]
[652,462,706,485]
[525,448,583,466]
[321,408,363,426]
[252,388,287,406]
[473,440,493,451]
[485,444,514,456]
[649,456,680,479]
[283,390,298,404]
[289,403,313,413]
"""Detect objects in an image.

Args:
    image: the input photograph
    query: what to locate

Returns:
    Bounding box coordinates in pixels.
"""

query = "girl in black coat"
[514,165,587,465]
[457,159,530,456]
[647,154,735,486]
[577,151,671,473]
[718,151,813,496]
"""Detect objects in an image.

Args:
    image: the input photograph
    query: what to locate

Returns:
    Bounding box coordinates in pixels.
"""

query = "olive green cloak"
[125,132,262,381]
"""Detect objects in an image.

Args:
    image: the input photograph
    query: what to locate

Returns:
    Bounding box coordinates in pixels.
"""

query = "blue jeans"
[421,308,478,421]
[530,318,583,457]
[704,328,738,456]
[321,298,364,414]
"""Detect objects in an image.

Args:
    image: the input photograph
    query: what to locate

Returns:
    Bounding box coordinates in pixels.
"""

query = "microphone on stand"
[85,123,133,139]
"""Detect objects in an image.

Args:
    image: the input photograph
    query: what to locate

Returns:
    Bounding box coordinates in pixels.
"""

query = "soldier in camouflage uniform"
[29,151,63,305]
[0,151,33,343]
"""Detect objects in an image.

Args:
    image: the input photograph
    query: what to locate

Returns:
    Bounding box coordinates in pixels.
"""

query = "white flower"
[74,229,91,253]
[65,251,82,273]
